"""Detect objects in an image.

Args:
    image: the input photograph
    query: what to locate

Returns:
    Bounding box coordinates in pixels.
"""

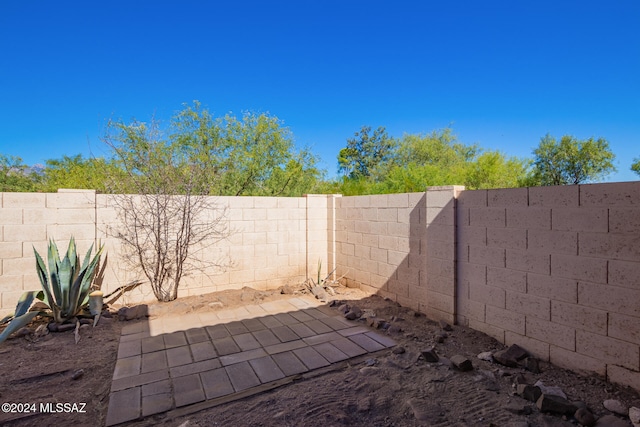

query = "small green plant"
[0,291,42,344]
[34,237,105,324]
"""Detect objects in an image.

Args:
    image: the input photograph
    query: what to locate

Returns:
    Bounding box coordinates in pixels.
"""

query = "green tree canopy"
[632,158,640,177]
[0,155,41,192]
[531,134,616,185]
[338,126,396,179]
[41,155,123,193]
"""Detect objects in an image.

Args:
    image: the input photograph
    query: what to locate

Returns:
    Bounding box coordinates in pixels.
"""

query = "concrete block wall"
[334,187,461,322]
[0,191,332,314]
[456,182,640,390]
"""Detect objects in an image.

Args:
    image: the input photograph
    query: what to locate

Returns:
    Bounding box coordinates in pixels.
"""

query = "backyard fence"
[1,181,639,390]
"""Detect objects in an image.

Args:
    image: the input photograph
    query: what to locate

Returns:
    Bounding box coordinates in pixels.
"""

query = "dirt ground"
[1,284,640,427]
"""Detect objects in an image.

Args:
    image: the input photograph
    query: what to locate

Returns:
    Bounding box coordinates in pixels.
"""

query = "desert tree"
[102,112,230,302]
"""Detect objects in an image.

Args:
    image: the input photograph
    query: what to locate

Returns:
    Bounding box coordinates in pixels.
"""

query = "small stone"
[344,311,359,320]
[310,286,328,300]
[493,344,529,367]
[101,309,113,318]
[595,414,631,427]
[280,284,295,295]
[574,407,596,427]
[523,356,541,373]
[435,334,445,343]
[71,369,84,380]
[505,402,533,415]
[359,366,378,375]
[536,394,577,415]
[357,397,372,412]
[208,301,224,309]
[450,355,473,371]
[47,322,59,332]
[517,384,542,403]
[79,318,93,325]
[439,320,453,331]
[57,323,76,332]
[630,407,640,427]
[15,327,31,337]
[387,324,403,334]
[34,324,49,338]
[477,351,494,362]
[337,304,350,314]
[603,399,628,416]
[535,380,567,399]
[421,347,439,363]
[392,346,406,355]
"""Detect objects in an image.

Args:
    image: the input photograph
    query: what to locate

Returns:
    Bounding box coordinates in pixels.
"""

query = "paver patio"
[105,295,397,426]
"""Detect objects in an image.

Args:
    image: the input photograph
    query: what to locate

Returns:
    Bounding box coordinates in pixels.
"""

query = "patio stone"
[173,374,205,407]
[365,331,397,348]
[241,317,267,332]
[113,355,141,380]
[303,331,342,346]
[141,335,165,353]
[166,346,192,367]
[289,310,315,323]
[219,348,267,366]
[142,392,173,417]
[252,329,280,346]
[111,369,169,392]
[273,312,298,325]
[190,341,217,362]
[313,342,350,363]
[141,350,168,373]
[293,346,331,369]
[170,358,222,378]
[226,320,250,335]
[226,361,261,391]
[201,367,235,399]
[264,339,307,355]
[348,333,385,352]
[212,336,241,355]
[319,316,353,331]
[121,321,149,336]
[250,356,286,383]
[330,337,368,357]
[233,332,261,351]
[272,351,309,376]
[106,386,141,426]
[271,325,300,342]
[305,319,333,334]
[117,339,142,359]
[206,324,230,339]
[306,308,330,319]
[259,315,284,329]
[288,322,316,338]
[185,327,210,344]
[163,331,188,348]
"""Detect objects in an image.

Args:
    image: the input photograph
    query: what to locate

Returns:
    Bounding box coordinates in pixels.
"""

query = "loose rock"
[421,347,439,363]
[71,369,84,380]
[574,407,596,427]
[450,354,473,371]
[536,394,577,415]
[603,399,628,416]
[630,406,640,427]
[439,320,453,331]
[477,351,494,362]
[493,344,529,367]
[517,384,542,403]
[594,414,632,427]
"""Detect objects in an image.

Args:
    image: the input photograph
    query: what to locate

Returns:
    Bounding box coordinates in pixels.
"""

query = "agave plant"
[0,290,42,344]
[34,237,105,324]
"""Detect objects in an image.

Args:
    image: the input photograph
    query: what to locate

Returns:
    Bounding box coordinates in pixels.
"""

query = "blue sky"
[1,1,639,181]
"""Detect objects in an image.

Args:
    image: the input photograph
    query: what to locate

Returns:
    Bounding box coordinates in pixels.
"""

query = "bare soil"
[1,285,639,427]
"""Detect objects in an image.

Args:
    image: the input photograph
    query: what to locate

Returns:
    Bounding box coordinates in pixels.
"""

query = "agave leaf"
[80,242,95,271]
[0,311,39,344]
[74,245,104,309]
[58,255,73,318]
[14,291,40,318]
[34,247,54,309]
[46,241,63,305]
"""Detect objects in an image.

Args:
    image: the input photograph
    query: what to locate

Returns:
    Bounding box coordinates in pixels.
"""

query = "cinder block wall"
[334,187,461,322]
[0,191,332,314]
[456,182,640,390]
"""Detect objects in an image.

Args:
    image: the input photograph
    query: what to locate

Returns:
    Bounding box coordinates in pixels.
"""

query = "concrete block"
[457,189,487,207]
[487,187,528,207]
[469,285,506,310]
[469,207,505,228]
[458,225,486,247]
[0,208,22,224]
[549,345,606,377]
[457,262,486,287]
[0,275,25,293]
[368,194,388,208]
[551,300,607,335]
[607,365,640,391]
[551,254,606,283]
[485,305,524,334]
[576,329,639,371]
[2,257,35,276]
[506,207,551,230]
[552,208,607,232]
[608,312,640,345]
[580,181,640,206]
[377,208,398,222]
[0,242,22,258]
[528,229,577,255]
[580,233,640,262]
[426,291,455,315]
[469,245,505,268]
[387,222,410,237]
[2,192,45,208]
[469,319,504,343]
[506,291,550,320]
[486,267,526,292]
[526,316,576,351]
[506,249,550,274]
[504,331,550,361]
[609,208,640,233]
[387,193,409,208]
[426,190,455,208]
[47,191,96,208]
[578,281,640,317]
[529,185,578,207]
[486,227,526,250]
[3,224,46,242]
[527,273,577,303]
[456,295,485,322]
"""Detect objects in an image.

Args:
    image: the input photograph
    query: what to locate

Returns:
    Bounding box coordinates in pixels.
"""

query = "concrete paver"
[106,294,397,426]
[226,361,261,391]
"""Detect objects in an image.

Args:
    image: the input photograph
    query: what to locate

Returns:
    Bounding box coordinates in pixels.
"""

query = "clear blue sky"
[1,1,639,181]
